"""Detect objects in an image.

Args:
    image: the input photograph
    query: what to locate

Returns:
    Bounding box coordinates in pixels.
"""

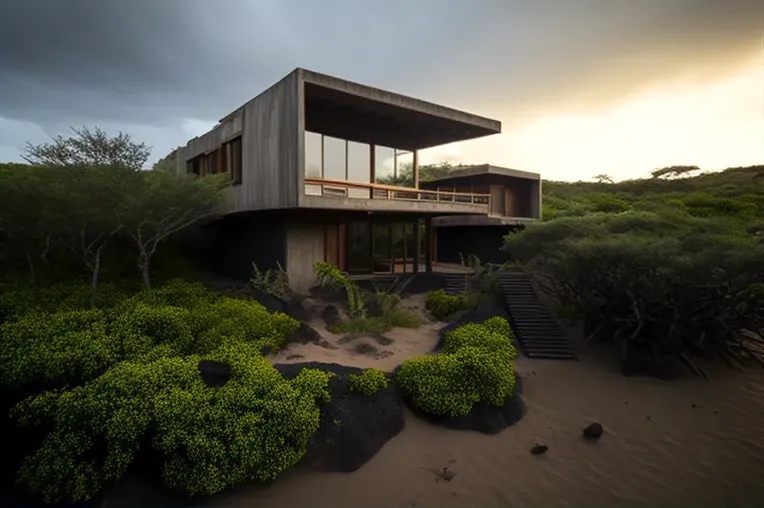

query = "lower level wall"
[180,212,286,282]
[285,222,325,294]
[435,225,517,265]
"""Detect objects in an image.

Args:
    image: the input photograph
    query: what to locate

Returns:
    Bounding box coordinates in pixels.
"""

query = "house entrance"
[325,219,425,275]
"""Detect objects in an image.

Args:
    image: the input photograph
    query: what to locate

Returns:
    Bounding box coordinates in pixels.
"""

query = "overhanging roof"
[300,69,501,151]
[422,164,541,185]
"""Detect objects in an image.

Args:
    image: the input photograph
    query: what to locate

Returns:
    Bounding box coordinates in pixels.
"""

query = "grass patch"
[330,307,420,334]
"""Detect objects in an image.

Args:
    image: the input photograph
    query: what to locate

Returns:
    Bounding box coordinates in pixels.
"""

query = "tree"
[55,165,137,306]
[0,165,61,285]
[592,174,614,184]
[376,161,456,187]
[124,171,225,289]
[650,165,700,179]
[503,165,764,375]
[152,148,179,172]
[22,126,151,171]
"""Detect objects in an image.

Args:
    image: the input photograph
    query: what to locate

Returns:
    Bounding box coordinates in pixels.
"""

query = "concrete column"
[424,217,433,272]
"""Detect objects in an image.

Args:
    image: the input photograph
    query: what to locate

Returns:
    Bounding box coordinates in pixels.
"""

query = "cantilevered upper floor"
[175,68,502,216]
[419,164,542,226]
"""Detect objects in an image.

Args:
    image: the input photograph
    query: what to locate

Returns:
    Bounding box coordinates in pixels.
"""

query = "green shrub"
[1,282,300,390]
[0,281,132,323]
[129,279,218,308]
[0,309,119,387]
[251,262,289,296]
[313,262,364,316]
[348,368,389,396]
[189,297,299,354]
[396,317,517,418]
[13,344,332,503]
[424,289,463,320]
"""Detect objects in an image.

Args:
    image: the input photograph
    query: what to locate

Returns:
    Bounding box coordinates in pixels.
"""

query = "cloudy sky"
[0,0,762,181]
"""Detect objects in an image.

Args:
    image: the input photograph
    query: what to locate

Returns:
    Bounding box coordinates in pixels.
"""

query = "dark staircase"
[443,273,468,295]
[499,272,577,360]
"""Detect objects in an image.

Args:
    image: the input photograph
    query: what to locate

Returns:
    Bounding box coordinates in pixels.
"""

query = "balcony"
[304,177,490,211]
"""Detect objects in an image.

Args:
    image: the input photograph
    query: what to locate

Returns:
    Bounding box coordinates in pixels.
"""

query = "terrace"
[300,70,501,213]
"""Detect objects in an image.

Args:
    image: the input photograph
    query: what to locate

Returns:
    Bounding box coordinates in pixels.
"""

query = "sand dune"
[237,320,764,507]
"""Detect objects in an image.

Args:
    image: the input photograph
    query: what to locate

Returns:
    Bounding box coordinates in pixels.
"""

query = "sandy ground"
[268,294,442,372]
[234,319,764,507]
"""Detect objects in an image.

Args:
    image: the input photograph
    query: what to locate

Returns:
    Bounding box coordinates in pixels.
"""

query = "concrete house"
[175,68,540,293]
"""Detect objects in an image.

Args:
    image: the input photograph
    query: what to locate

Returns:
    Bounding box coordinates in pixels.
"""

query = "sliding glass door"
[346,221,372,274]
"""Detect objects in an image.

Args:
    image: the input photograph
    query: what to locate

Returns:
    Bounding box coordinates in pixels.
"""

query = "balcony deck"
[302,177,490,214]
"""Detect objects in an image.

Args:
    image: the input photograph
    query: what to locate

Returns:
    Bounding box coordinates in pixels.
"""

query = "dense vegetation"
[504,165,764,374]
[0,129,332,503]
[1,280,332,502]
[397,316,518,417]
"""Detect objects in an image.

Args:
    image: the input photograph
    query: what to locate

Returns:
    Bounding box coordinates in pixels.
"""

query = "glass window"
[323,136,346,180]
[304,131,322,195]
[396,150,413,184]
[347,141,370,198]
[374,145,395,183]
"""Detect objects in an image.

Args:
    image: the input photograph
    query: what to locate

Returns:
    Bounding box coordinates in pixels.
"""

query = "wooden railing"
[304,177,490,206]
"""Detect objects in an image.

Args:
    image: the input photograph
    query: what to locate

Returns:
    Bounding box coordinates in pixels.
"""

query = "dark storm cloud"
[0,0,761,163]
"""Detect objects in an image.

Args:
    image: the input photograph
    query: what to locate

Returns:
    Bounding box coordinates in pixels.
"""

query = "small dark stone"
[198,360,231,387]
[583,422,604,440]
[530,444,548,455]
[322,304,341,327]
[260,345,273,355]
[691,403,697,408]
[646,416,651,420]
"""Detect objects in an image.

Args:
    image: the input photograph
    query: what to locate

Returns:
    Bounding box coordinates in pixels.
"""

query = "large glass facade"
[304,131,323,195]
[347,141,370,198]
[374,146,395,183]
[332,219,423,274]
[323,136,346,180]
[303,130,418,199]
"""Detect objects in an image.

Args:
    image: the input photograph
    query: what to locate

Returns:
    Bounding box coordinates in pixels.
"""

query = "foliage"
[250,262,289,296]
[2,279,315,502]
[13,345,332,502]
[1,279,299,390]
[424,289,464,320]
[348,368,389,396]
[375,161,456,187]
[650,165,700,179]
[313,261,364,316]
[504,166,764,372]
[330,290,420,333]
[152,148,178,172]
[123,170,225,289]
[1,138,225,300]
[397,317,517,418]
[22,126,151,171]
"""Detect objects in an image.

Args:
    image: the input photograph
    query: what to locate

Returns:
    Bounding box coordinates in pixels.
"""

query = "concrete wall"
[285,222,325,294]
[179,212,286,282]
[176,71,302,213]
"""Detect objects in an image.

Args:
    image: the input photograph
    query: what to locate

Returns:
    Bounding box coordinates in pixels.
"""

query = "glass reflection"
[347,141,370,198]
[374,146,395,183]
[323,136,346,180]
[304,131,322,195]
